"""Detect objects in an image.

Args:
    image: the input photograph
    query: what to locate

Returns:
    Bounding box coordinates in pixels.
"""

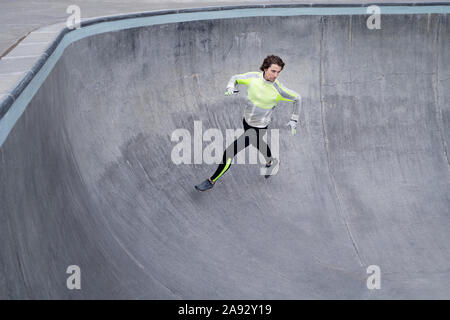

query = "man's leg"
[254,128,273,165]
[196,120,251,191]
[251,127,280,177]
[242,119,272,165]
[209,128,249,183]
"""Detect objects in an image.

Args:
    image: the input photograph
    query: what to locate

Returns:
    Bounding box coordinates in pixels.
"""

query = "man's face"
[264,64,282,82]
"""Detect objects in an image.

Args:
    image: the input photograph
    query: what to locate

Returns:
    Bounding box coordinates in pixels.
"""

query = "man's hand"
[225,87,238,96]
[286,119,298,136]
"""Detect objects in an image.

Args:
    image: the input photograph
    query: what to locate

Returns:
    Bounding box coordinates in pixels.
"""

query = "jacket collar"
[261,72,274,85]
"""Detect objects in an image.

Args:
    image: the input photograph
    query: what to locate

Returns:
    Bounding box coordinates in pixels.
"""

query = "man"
[195,55,301,191]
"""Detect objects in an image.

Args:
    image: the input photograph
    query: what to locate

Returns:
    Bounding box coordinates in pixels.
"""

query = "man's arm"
[226,72,260,91]
[273,80,301,122]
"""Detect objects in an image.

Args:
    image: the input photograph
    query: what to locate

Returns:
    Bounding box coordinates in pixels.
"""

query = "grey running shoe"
[262,158,280,178]
[195,179,214,191]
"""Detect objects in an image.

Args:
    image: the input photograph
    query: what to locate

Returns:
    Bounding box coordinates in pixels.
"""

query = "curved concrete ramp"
[1,7,450,299]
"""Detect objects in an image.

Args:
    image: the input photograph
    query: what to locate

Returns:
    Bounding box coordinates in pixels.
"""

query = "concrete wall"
[0,12,449,299]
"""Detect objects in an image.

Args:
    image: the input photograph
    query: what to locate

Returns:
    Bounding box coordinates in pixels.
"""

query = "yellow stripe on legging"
[212,158,232,182]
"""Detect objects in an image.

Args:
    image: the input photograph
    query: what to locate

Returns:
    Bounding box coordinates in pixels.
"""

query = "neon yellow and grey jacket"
[226,71,301,128]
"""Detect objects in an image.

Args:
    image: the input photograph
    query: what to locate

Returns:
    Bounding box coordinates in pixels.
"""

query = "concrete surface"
[0,6,450,299]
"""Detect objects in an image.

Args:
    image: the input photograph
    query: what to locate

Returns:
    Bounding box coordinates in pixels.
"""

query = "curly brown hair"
[259,55,285,72]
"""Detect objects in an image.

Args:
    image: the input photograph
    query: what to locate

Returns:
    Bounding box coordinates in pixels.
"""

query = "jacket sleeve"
[226,72,260,90]
[274,80,301,122]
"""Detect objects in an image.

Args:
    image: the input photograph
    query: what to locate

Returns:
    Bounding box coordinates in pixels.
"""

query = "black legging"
[210,118,272,182]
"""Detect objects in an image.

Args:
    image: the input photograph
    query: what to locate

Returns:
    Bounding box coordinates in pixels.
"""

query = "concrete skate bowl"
[1,4,450,299]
